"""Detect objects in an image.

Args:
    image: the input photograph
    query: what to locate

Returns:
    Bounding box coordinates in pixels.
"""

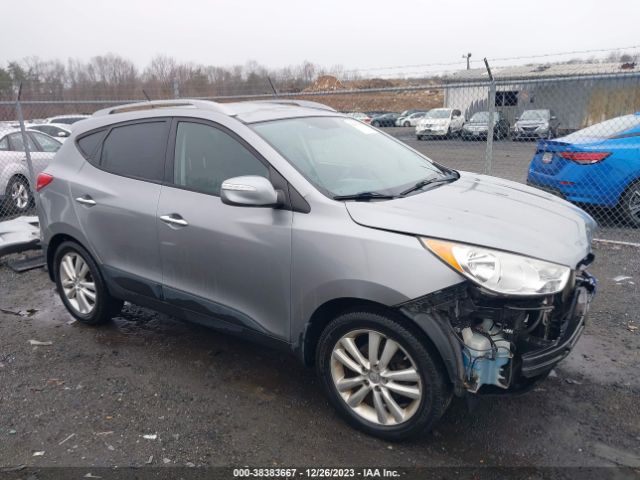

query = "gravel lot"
[0,241,638,474]
[0,126,638,477]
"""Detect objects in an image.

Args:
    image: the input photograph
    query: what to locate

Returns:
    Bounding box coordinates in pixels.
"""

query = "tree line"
[0,54,361,101]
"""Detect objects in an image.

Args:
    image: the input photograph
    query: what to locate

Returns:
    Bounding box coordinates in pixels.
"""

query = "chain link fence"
[0,62,639,258]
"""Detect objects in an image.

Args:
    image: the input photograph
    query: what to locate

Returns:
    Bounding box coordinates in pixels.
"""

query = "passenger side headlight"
[421,238,571,296]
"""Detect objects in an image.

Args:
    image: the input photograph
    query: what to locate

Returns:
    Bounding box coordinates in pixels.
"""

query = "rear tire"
[316,310,451,441]
[403,121,410,127]
[620,180,640,227]
[54,241,123,325]
[4,176,33,215]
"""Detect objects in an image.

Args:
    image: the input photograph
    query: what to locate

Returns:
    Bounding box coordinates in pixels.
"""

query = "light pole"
[462,53,472,70]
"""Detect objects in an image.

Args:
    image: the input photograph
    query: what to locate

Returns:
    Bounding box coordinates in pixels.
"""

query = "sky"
[1,0,639,75]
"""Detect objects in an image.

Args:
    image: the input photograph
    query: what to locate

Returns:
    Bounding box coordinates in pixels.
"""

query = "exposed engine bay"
[400,264,596,395]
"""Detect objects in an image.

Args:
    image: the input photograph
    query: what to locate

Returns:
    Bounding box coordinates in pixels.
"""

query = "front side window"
[101,121,168,181]
[8,133,37,152]
[31,132,61,152]
[252,116,447,198]
[173,122,268,196]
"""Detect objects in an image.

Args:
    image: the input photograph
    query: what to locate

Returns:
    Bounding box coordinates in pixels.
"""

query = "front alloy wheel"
[317,311,450,440]
[331,329,422,426]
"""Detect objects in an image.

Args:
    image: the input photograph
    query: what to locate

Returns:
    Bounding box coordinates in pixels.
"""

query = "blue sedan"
[527,113,640,226]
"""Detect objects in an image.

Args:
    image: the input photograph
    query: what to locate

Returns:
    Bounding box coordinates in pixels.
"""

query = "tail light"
[36,173,54,191]
[558,152,611,164]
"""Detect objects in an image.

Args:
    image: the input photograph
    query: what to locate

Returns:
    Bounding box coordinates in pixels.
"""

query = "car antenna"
[267,76,278,97]
[142,89,151,102]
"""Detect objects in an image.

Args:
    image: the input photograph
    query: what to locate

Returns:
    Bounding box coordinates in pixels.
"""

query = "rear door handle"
[75,195,96,206]
[160,214,189,227]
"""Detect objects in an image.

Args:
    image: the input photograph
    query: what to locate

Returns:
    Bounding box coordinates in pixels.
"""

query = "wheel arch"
[46,232,85,282]
[300,297,458,391]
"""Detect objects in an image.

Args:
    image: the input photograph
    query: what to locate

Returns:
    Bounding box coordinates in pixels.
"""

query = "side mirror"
[550,116,557,120]
[58,131,69,137]
[220,175,282,208]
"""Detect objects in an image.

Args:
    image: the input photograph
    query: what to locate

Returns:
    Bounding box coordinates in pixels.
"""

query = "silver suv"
[38,99,596,440]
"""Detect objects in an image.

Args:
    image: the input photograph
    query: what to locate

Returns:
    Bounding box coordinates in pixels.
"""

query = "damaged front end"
[399,263,596,396]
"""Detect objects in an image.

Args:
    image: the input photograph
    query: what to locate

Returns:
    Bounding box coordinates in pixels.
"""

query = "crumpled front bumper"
[398,269,596,396]
[520,273,595,377]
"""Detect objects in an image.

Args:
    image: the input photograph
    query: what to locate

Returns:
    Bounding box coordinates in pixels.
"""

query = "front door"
[157,119,292,340]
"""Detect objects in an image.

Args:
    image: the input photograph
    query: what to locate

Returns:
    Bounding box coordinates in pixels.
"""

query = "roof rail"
[92,99,231,117]
[254,99,336,112]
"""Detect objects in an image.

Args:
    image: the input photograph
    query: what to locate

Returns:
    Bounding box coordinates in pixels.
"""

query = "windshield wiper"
[333,191,396,201]
[399,173,459,197]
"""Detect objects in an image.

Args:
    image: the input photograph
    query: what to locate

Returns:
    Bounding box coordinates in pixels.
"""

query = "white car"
[0,129,61,214]
[44,114,90,125]
[416,108,465,139]
[29,123,73,142]
[397,112,427,127]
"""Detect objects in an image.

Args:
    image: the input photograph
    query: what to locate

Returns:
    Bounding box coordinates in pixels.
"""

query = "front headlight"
[421,238,571,296]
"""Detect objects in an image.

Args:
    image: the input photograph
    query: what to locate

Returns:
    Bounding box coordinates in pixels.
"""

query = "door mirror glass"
[58,131,69,137]
[221,175,281,207]
[551,115,557,120]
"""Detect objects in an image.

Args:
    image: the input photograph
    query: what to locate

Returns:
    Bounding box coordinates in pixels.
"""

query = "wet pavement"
[0,242,639,472]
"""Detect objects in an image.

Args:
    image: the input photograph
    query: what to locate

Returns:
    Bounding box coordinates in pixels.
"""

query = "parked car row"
[347,107,562,142]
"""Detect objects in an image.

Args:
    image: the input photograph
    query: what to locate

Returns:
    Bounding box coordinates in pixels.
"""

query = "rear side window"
[77,129,107,163]
[0,136,8,151]
[101,121,168,181]
[8,133,37,152]
[31,132,61,152]
[173,122,268,196]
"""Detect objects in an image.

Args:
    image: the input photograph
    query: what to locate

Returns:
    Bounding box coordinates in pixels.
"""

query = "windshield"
[470,112,498,122]
[520,110,549,121]
[252,116,447,198]
[425,109,451,119]
[562,114,640,141]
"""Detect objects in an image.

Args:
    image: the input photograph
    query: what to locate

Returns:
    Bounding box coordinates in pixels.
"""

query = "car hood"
[345,171,596,267]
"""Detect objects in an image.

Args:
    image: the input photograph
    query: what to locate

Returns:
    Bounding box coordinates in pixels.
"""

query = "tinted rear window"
[100,121,168,181]
[563,114,640,141]
[77,129,107,163]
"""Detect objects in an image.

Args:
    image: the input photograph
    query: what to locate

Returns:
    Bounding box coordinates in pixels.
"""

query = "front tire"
[54,241,123,325]
[403,121,410,127]
[316,310,450,441]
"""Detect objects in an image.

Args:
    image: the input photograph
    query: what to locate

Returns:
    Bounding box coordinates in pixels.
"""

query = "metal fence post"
[483,58,496,175]
[15,83,41,217]
[173,78,180,99]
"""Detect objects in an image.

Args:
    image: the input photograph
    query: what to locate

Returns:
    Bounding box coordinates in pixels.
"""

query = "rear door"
[157,118,292,340]
[69,119,170,298]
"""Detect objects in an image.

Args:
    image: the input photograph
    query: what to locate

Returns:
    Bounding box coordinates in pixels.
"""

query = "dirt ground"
[0,238,638,476]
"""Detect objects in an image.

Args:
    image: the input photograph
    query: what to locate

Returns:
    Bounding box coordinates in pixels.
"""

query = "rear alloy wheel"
[404,121,411,127]
[5,176,32,214]
[621,180,640,227]
[54,241,123,325]
[317,311,450,440]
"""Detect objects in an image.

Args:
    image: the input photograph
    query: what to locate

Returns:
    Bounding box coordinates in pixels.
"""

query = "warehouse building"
[443,62,640,132]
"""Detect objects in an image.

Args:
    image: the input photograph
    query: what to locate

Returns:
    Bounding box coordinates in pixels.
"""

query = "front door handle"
[75,195,96,206]
[160,214,189,227]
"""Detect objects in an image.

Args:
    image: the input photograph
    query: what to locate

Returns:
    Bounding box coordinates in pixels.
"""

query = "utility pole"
[462,53,472,70]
